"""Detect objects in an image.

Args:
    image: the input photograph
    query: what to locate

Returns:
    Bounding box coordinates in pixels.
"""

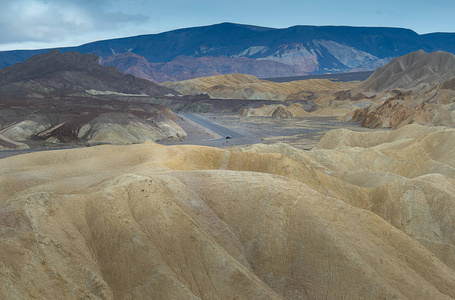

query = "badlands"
[0,124,454,299]
[167,50,455,128]
[0,50,186,151]
[0,49,455,299]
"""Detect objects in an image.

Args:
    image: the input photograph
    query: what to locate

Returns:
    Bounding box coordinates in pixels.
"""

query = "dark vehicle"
[225,136,232,139]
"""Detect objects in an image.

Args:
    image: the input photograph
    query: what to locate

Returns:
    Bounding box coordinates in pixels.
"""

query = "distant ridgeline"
[1,23,455,82]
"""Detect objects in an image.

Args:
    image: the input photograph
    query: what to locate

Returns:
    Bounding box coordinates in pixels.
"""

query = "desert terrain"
[165,50,455,131]
[0,47,454,299]
[161,113,378,150]
[0,50,188,153]
[0,123,454,299]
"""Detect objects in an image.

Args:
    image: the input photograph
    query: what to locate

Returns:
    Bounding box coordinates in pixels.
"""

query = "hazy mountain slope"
[0,49,51,69]
[421,32,455,53]
[0,125,455,298]
[0,50,175,96]
[101,52,307,82]
[1,23,455,80]
[63,23,447,64]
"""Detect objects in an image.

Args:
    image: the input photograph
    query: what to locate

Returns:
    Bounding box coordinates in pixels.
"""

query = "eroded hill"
[0,50,186,149]
[163,73,362,118]
[0,124,454,299]
[0,49,175,97]
[164,73,357,100]
[344,50,455,128]
[360,50,455,94]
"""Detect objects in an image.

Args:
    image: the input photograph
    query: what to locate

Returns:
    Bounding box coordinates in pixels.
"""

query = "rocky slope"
[0,51,186,148]
[0,50,176,96]
[0,99,186,147]
[0,134,29,150]
[0,124,454,298]
[345,51,455,128]
[164,73,363,118]
[2,23,455,81]
[360,50,455,93]
[239,103,310,118]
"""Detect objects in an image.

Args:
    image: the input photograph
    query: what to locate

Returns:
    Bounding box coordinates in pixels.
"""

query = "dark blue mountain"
[1,23,454,81]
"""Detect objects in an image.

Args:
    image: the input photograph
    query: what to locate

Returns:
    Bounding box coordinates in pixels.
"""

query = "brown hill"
[164,73,361,117]
[164,73,358,101]
[345,86,455,128]
[0,50,175,96]
[342,51,455,128]
[0,51,186,148]
[239,103,311,118]
[0,124,454,298]
[0,98,186,147]
[360,50,455,93]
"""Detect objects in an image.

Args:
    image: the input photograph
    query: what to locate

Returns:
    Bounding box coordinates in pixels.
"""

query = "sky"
[0,0,454,51]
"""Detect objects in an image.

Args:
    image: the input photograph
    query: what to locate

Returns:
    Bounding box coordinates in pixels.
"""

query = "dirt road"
[179,113,243,139]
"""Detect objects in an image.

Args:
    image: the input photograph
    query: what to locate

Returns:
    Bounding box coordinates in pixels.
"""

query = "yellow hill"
[0,125,455,298]
[164,73,358,100]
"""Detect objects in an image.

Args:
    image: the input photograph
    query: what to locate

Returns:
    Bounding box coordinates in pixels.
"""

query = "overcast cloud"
[0,0,148,49]
[0,0,454,51]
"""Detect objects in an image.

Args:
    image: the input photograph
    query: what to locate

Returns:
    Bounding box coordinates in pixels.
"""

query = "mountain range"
[1,23,455,82]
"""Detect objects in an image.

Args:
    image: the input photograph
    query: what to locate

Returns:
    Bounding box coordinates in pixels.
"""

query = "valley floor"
[0,113,383,159]
[160,113,383,149]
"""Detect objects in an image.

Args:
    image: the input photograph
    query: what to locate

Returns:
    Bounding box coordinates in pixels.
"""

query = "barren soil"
[160,113,382,149]
[0,124,454,299]
[1,110,383,159]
